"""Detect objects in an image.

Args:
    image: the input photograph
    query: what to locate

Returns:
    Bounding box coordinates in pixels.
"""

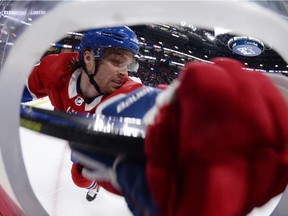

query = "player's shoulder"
[41,52,78,64]
[38,52,79,87]
[39,52,78,73]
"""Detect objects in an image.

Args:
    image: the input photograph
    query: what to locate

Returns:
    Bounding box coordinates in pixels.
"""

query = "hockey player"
[22,26,144,200]
[22,25,288,215]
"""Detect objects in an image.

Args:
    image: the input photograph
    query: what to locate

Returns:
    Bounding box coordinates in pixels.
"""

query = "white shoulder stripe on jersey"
[68,68,81,99]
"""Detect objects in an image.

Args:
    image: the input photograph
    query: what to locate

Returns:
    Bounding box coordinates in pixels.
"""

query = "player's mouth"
[112,80,123,87]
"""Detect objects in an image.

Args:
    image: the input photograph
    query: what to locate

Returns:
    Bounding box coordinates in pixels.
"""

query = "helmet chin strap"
[82,61,103,95]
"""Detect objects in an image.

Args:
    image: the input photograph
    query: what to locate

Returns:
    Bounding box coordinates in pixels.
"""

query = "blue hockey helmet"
[79,26,140,61]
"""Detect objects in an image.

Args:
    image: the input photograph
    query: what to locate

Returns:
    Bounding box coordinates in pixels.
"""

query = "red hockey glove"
[145,58,288,216]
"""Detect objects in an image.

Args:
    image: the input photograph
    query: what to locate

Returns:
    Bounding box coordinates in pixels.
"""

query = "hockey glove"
[144,57,288,216]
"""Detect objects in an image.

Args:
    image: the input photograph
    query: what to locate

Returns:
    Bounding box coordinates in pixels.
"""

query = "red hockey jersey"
[27,52,144,194]
[27,52,144,114]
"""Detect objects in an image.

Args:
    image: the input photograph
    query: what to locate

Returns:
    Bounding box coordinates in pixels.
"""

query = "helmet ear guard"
[79,26,140,62]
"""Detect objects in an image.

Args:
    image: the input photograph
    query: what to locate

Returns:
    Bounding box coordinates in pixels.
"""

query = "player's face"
[95,48,133,94]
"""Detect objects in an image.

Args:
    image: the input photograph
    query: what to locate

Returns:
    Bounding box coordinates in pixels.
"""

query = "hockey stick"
[20,105,146,158]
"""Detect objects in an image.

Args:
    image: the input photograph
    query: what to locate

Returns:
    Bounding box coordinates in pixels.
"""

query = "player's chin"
[107,85,120,94]
[111,83,122,90]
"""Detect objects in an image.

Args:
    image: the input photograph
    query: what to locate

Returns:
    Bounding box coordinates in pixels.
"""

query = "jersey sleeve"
[26,61,49,99]
[26,52,78,100]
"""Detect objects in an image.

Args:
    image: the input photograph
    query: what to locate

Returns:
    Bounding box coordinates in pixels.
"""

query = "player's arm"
[21,54,60,103]
[21,63,44,103]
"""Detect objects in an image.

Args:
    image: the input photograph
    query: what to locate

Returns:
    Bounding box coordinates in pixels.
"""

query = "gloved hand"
[144,57,288,216]
[71,157,122,196]
[71,150,122,191]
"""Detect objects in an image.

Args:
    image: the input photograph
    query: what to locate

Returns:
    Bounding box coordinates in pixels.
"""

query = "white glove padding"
[71,151,124,190]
